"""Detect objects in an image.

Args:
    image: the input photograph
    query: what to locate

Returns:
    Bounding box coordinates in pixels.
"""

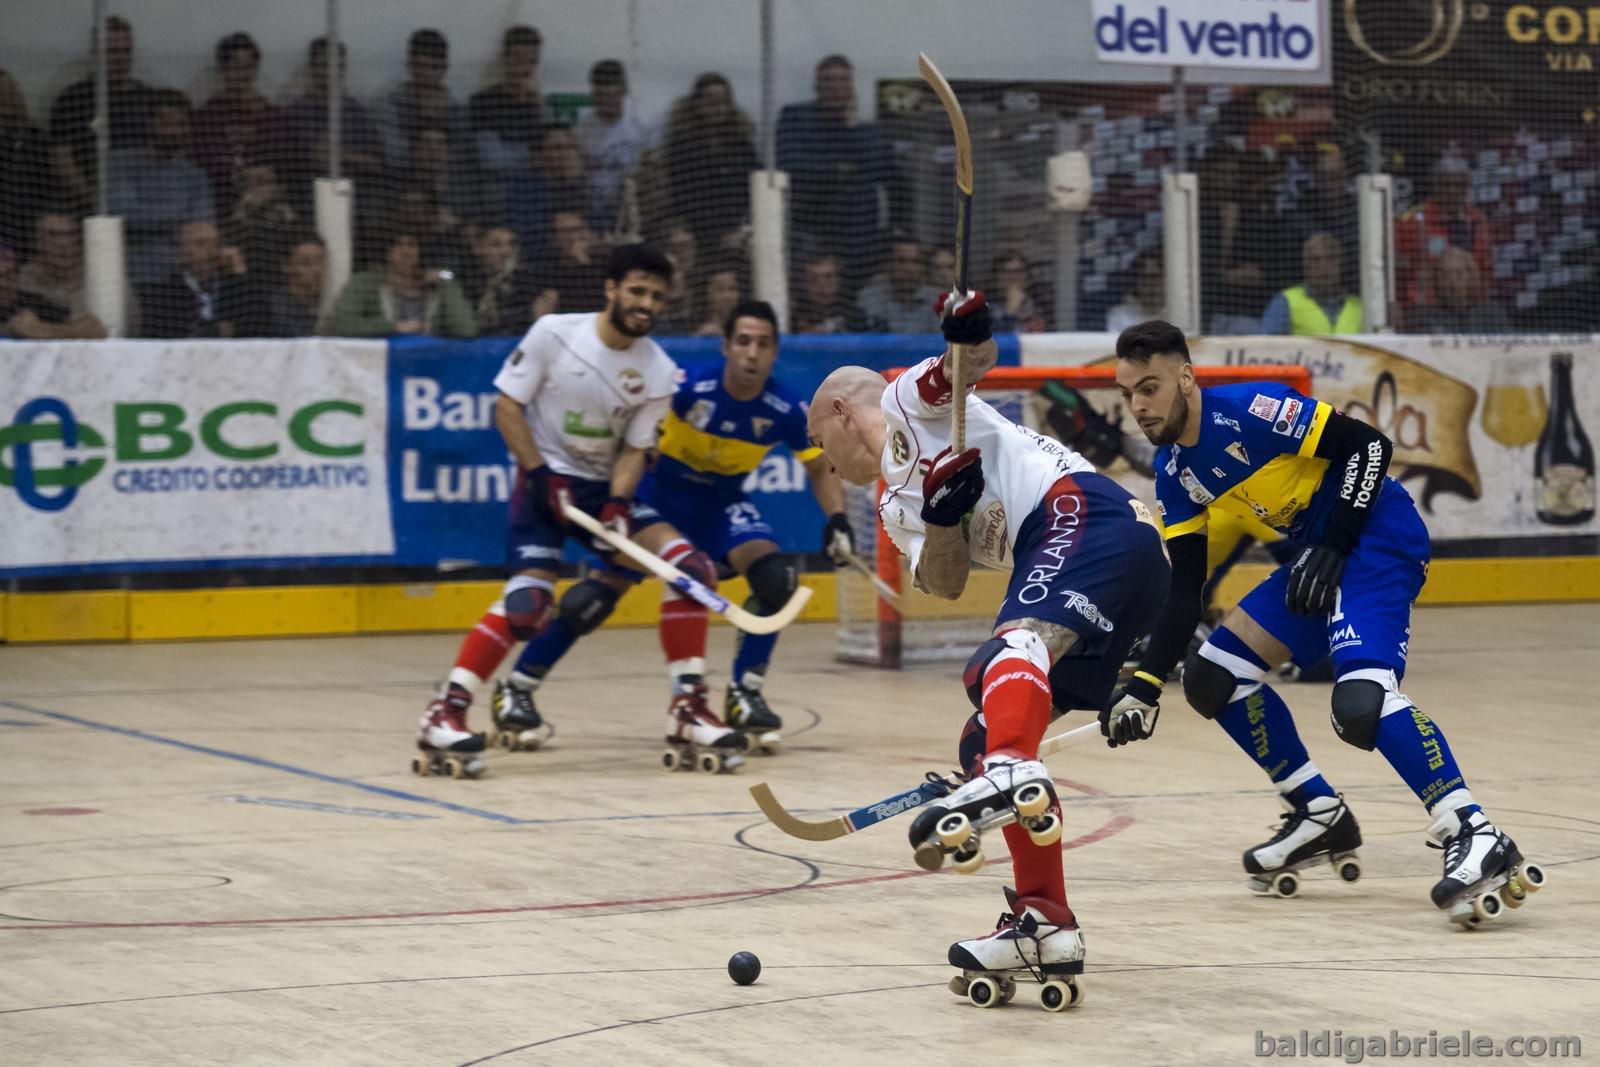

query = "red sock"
[659,542,708,672]
[1003,821,1070,912]
[449,604,513,694]
[981,631,1053,757]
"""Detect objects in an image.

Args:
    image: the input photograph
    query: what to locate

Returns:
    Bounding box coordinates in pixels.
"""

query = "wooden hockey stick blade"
[750,719,1101,842]
[842,552,902,607]
[563,506,812,635]
[917,52,973,291]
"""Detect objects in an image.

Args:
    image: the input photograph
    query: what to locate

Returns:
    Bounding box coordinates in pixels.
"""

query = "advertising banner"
[0,340,392,574]
[1022,332,1599,539]
[1093,0,1324,71]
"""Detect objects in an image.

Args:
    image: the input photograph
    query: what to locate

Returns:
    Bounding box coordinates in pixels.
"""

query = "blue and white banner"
[1092,0,1323,71]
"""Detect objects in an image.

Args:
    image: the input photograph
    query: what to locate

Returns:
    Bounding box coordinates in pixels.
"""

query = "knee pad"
[1330,678,1385,751]
[961,628,1051,710]
[557,579,621,636]
[744,553,798,614]
[957,711,987,779]
[503,577,555,640]
[1181,651,1238,719]
[663,540,717,590]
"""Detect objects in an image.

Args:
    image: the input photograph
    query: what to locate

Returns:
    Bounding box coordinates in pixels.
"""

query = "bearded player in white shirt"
[414,243,743,776]
[807,291,1171,1007]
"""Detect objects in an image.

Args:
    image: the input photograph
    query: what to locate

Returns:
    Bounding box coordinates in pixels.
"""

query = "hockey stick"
[918,52,973,450]
[841,551,902,608]
[562,505,812,636]
[750,720,1100,842]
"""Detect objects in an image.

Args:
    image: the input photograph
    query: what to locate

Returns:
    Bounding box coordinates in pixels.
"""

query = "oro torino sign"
[1093,0,1323,71]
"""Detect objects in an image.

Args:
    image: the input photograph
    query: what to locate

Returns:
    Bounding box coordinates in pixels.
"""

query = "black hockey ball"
[727,951,761,986]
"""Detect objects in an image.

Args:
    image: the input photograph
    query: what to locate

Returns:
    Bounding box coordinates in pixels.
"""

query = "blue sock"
[512,618,579,681]
[1202,628,1335,806]
[731,620,778,687]
[1371,696,1479,817]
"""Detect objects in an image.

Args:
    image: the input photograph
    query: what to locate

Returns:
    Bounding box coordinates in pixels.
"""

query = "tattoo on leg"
[996,617,1079,660]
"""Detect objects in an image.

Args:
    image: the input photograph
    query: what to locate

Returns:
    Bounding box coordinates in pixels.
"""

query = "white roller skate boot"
[1427,806,1546,928]
[413,682,486,779]
[491,673,555,752]
[947,886,1086,1012]
[907,752,1062,874]
[1244,792,1363,897]
[725,675,782,755]
[663,685,747,774]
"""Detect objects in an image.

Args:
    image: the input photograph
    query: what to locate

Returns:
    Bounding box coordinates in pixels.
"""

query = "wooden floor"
[2,604,1597,1066]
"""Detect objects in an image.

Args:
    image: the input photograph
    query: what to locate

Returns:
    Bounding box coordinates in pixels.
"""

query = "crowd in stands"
[0,16,1547,341]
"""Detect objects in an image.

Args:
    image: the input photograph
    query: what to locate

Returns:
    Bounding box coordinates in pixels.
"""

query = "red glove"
[599,496,634,541]
[921,447,985,527]
[524,465,572,519]
[933,289,991,345]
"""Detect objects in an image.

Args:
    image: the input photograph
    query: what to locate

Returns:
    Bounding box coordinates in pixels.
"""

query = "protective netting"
[835,365,1311,669]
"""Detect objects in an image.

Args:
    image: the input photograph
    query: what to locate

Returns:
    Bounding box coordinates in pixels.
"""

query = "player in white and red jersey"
[808,291,1171,1004]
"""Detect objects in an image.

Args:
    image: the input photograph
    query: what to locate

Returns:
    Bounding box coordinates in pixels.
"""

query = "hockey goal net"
[835,363,1313,668]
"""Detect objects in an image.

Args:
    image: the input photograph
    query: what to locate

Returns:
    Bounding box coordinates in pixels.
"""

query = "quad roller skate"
[490,675,555,752]
[413,682,487,779]
[908,753,1062,874]
[1244,792,1362,897]
[725,680,782,755]
[1428,806,1546,929]
[947,887,1086,1012]
[662,685,747,773]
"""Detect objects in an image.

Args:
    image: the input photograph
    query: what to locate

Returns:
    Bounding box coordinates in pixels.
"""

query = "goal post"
[835,363,1313,668]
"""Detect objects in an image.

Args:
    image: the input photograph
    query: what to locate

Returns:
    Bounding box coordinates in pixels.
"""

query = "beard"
[1144,389,1189,447]
[609,302,653,338]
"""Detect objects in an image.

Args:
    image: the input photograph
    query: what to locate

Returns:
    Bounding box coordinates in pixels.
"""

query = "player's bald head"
[809,366,889,486]
[812,365,886,414]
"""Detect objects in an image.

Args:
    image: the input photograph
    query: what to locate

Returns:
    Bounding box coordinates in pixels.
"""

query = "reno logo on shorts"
[1063,590,1115,633]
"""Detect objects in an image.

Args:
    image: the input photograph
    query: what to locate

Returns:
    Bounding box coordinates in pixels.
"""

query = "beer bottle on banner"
[1534,352,1595,526]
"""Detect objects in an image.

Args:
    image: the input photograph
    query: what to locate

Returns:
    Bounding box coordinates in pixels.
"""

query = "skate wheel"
[1472,891,1503,923]
[913,841,946,873]
[662,748,684,771]
[1334,856,1362,883]
[1517,863,1547,894]
[997,979,1017,1005]
[410,756,426,776]
[947,976,970,997]
[445,757,465,779]
[1500,882,1526,908]
[936,812,973,849]
[966,975,1001,1008]
[496,731,514,750]
[697,752,722,774]
[1271,871,1299,899]
[1040,979,1081,1012]
[1014,782,1051,818]
[952,847,984,875]
[1026,812,1063,848]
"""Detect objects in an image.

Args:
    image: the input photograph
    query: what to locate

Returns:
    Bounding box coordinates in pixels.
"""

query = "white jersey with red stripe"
[877,355,1094,575]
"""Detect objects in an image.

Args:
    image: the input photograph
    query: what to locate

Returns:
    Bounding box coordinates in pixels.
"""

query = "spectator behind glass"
[856,237,939,332]
[464,224,535,335]
[141,220,263,338]
[577,60,657,232]
[660,73,757,253]
[1282,142,1357,274]
[927,247,956,291]
[1105,248,1167,334]
[694,263,743,336]
[263,36,385,210]
[50,16,154,214]
[375,29,470,169]
[265,235,326,337]
[0,70,53,253]
[1405,245,1510,334]
[777,55,892,290]
[396,183,470,274]
[18,212,138,335]
[1200,147,1290,334]
[1260,231,1363,336]
[410,124,501,233]
[1,240,88,339]
[652,220,699,334]
[470,25,545,178]
[221,162,297,294]
[792,252,865,333]
[1395,154,1492,314]
[989,250,1046,333]
[505,123,592,255]
[325,230,475,338]
[192,33,278,218]
[525,210,609,322]
[108,90,215,286]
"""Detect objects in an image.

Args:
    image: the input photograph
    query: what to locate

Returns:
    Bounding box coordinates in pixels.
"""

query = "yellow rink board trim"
[1,557,1593,644]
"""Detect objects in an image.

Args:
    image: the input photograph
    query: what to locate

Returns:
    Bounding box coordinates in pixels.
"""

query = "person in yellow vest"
[1259,231,1362,335]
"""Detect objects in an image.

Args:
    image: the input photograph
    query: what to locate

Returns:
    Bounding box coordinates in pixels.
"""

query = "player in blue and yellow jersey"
[494,300,853,755]
[1104,320,1544,927]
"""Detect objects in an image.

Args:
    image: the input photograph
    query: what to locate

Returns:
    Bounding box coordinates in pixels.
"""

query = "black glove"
[1285,543,1346,615]
[936,288,992,345]
[1100,673,1162,748]
[822,512,855,565]
[921,447,984,527]
[523,464,571,519]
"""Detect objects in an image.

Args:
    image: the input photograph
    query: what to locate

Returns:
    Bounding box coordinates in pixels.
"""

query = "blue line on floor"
[1,700,525,825]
